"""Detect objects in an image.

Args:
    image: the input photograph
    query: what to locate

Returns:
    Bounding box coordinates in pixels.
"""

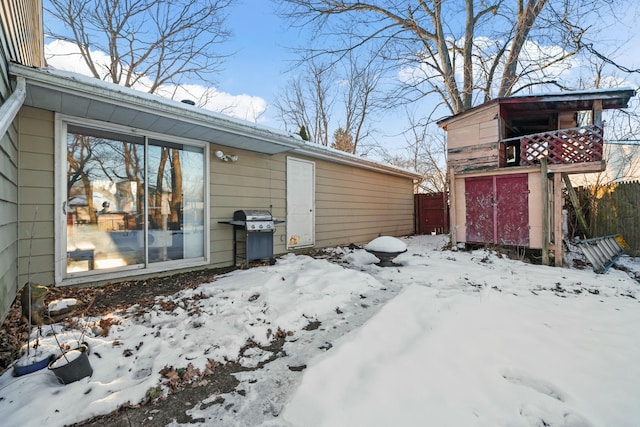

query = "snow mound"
[364,236,407,253]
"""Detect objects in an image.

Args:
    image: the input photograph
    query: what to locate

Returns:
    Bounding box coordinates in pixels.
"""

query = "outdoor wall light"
[215,150,238,162]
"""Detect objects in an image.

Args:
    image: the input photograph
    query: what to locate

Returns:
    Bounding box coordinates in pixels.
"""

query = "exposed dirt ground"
[0,266,294,426]
[1,268,237,372]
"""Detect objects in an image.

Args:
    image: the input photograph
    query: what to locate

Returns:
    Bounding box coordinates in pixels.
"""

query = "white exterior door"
[286,157,315,248]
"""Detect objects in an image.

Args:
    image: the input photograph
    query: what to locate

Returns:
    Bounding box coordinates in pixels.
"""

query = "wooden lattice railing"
[519,125,604,165]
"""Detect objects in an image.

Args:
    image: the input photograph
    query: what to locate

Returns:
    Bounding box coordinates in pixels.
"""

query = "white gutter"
[10,64,420,179]
[292,145,421,179]
[10,64,302,151]
[0,77,26,137]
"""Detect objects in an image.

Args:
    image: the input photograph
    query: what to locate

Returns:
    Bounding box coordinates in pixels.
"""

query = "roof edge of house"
[10,63,419,180]
[9,62,303,149]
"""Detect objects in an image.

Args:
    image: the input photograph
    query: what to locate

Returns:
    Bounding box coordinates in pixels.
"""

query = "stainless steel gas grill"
[233,209,275,231]
[219,209,283,267]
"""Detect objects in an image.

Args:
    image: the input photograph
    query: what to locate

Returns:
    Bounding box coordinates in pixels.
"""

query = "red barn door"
[495,174,529,246]
[465,177,495,244]
[465,174,529,246]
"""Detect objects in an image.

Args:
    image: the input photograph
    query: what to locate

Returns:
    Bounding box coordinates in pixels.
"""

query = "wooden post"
[448,167,457,246]
[593,99,603,127]
[541,158,549,266]
[562,173,589,238]
[554,172,563,267]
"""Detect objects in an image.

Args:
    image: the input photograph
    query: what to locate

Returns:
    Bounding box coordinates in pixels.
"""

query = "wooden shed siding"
[445,124,481,150]
[445,105,499,147]
[445,104,501,173]
[558,112,576,129]
[448,149,500,172]
[527,172,543,249]
[453,177,466,243]
[17,107,55,286]
[479,120,498,141]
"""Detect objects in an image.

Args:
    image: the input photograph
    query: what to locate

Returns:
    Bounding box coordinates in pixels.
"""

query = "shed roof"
[438,87,637,127]
[10,63,419,179]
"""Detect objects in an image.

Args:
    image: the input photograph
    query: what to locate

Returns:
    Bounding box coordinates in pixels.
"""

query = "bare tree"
[48,0,232,237]
[278,0,625,115]
[274,60,334,146]
[275,52,382,153]
[379,108,447,193]
[45,0,235,91]
[571,51,640,186]
[340,52,382,153]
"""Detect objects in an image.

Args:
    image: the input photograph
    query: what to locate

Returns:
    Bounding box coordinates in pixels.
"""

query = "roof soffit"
[9,64,420,179]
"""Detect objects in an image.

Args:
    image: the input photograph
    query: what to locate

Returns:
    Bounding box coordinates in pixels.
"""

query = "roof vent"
[181,99,195,105]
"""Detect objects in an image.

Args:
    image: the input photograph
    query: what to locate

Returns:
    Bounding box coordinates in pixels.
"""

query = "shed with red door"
[438,88,635,265]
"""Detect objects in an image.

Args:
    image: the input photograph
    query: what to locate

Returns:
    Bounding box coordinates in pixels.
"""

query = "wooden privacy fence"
[568,181,640,256]
[414,192,449,235]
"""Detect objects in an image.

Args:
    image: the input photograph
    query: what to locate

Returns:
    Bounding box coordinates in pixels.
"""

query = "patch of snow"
[48,298,80,313]
[1,235,639,427]
[49,348,85,368]
[364,236,408,253]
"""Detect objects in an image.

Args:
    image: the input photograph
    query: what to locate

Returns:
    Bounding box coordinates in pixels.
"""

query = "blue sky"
[43,0,640,158]
[207,0,640,145]
[217,1,294,104]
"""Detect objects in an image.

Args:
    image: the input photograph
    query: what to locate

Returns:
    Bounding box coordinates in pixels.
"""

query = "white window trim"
[54,114,210,286]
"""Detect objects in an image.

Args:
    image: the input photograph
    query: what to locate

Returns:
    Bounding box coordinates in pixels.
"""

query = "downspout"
[0,76,26,137]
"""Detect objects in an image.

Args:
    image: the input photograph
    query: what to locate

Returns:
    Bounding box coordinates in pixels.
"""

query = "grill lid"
[233,209,273,221]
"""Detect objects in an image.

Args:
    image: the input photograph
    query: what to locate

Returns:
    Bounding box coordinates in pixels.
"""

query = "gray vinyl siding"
[0,115,19,322]
[0,0,45,321]
[17,106,54,287]
[0,0,45,68]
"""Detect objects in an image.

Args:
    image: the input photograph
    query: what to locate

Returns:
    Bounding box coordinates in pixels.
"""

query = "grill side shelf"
[218,220,246,227]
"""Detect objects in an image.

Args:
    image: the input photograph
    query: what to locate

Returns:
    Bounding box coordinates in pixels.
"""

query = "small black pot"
[48,345,93,384]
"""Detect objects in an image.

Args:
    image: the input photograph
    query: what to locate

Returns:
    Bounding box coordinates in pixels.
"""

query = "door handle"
[62,201,67,215]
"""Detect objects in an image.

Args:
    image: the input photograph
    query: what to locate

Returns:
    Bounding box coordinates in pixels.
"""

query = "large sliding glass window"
[64,124,205,277]
[147,139,205,263]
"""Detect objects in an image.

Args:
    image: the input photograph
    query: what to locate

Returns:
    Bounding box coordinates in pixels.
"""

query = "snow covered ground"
[1,235,639,426]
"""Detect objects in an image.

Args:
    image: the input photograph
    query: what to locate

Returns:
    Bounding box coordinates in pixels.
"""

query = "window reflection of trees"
[66,125,204,274]
[67,128,145,228]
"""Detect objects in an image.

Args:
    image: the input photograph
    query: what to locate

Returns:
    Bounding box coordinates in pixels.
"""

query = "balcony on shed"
[440,88,636,175]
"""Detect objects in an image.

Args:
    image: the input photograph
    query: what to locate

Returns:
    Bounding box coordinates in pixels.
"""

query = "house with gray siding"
[0,0,45,322]
[0,1,417,322]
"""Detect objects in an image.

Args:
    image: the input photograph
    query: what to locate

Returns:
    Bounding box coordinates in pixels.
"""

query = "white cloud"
[44,39,267,123]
